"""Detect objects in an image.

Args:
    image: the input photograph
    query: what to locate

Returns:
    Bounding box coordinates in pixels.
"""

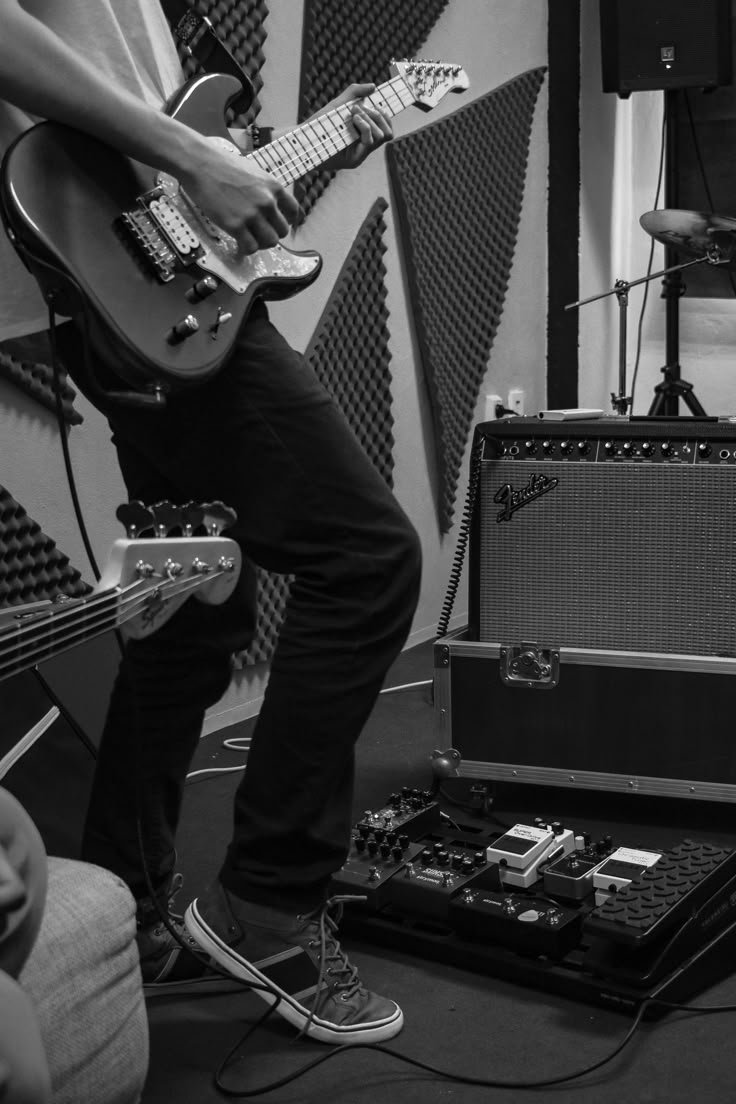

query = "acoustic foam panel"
[0,345,81,425]
[0,485,89,607]
[386,67,546,532]
[238,198,393,664]
[295,0,449,221]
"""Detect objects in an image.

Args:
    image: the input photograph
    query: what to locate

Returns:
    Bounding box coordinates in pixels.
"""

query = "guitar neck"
[0,593,121,683]
[247,74,415,186]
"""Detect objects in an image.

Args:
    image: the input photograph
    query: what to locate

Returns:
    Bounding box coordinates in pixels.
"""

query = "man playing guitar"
[0,0,422,1047]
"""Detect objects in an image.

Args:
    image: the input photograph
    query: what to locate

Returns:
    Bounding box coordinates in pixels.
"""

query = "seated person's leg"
[20,858,149,1104]
[0,786,51,1102]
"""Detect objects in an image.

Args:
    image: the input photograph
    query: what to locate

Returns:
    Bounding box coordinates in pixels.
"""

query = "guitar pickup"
[120,188,204,281]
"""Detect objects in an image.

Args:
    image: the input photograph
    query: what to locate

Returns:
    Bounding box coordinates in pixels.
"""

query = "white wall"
[580,4,736,418]
[0,0,549,731]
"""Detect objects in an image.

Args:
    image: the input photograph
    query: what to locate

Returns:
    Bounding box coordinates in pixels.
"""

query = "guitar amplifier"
[435,416,736,802]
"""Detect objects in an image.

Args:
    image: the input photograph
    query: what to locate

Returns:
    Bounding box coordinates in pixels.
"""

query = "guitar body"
[0,74,322,393]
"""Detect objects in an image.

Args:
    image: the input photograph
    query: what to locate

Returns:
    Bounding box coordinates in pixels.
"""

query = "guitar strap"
[160,0,255,115]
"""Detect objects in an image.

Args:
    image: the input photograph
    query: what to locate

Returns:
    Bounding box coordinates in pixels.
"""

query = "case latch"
[500,642,560,689]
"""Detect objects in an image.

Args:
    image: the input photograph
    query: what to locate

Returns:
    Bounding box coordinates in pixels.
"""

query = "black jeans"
[54,306,422,911]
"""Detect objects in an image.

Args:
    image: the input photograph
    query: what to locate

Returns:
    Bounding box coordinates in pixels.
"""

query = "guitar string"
[0,568,233,676]
[0,574,228,676]
[248,78,417,185]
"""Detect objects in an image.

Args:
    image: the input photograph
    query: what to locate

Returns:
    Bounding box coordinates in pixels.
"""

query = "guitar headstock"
[102,501,242,639]
[390,58,469,111]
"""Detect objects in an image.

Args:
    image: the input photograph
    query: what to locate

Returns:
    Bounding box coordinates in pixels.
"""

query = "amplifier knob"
[524,440,538,455]
[698,442,712,458]
[622,441,633,455]
[604,440,615,454]
[641,441,654,456]
[543,439,554,455]
[661,442,673,457]
[577,440,591,455]
[560,440,573,454]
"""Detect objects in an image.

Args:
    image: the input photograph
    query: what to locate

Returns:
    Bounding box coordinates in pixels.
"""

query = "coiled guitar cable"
[435,430,486,639]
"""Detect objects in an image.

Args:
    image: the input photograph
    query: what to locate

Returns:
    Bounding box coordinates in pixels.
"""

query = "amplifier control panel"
[496,436,736,464]
[480,416,736,465]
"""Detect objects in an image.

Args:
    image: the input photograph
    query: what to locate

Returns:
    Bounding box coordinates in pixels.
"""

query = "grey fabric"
[20,858,149,1104]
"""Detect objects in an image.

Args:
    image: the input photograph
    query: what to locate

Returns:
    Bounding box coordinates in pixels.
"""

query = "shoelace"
[296,894,367,1039]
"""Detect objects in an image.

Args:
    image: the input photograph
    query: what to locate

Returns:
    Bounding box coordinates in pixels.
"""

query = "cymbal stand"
[566,252,721,416]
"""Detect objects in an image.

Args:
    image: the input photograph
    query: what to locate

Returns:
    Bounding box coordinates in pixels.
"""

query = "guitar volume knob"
[187,276,219,301]
[169,315,199,342]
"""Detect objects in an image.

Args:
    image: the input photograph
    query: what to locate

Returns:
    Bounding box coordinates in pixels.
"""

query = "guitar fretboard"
[247,75,414,186]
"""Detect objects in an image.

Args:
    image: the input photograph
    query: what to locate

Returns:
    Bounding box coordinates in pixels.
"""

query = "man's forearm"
[0,0,213,178]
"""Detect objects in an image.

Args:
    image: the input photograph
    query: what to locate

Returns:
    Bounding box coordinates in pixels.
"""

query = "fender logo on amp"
[494,473,559,523]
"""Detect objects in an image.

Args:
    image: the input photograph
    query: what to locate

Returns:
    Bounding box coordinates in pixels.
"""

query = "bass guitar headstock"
[102,500,242,639]
[390,58,469,111]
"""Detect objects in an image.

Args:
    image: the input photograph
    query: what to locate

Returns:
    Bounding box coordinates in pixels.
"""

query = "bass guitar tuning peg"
[180,501,204,536]
[150,501,182,537]
[201,501,237,535]
[116,501,155,538]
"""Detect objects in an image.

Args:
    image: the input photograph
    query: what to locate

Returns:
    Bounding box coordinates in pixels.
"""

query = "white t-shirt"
[0,0,184,340]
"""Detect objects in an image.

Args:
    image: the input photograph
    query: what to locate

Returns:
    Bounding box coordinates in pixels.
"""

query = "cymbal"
[640,209,736,264]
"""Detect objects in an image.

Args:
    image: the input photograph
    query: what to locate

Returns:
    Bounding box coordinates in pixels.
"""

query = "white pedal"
[592,846,663,894]
[498,828,576,889]
[487,823,555,870]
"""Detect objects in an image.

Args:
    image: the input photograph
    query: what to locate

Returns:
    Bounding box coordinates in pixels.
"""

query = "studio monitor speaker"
[599,0,733,94]
[469,417,736,657]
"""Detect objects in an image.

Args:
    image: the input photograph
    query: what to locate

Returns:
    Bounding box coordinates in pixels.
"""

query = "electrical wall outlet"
[484,393,503,422]
[508,388,526,416]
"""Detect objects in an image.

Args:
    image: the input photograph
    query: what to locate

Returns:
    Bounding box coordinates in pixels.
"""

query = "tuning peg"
[116,501,155,538]
[201,501,237,535]
[180,502,205,536]
[150,501,182,537]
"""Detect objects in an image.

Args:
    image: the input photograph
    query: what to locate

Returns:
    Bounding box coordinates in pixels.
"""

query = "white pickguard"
[154,139,319,294]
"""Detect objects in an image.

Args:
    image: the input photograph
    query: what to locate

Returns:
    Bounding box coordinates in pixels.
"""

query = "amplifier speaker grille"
[476,456,736,656]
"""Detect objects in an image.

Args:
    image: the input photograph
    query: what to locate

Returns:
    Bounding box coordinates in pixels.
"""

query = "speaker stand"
[647,89,708,417]
[649,366,707,416]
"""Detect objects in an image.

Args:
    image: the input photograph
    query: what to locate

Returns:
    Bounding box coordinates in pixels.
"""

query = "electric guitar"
[0,59,468,398]
[0,500,241,683]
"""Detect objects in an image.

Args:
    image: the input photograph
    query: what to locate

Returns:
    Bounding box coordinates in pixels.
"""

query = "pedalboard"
[332,792,736,1015]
